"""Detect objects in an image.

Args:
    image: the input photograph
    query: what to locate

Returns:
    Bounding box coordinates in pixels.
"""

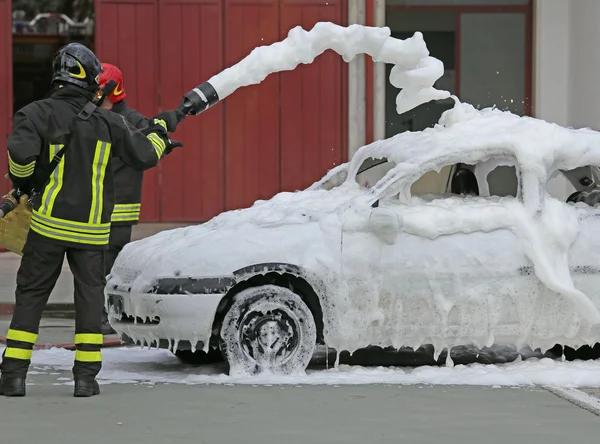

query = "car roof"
[311,102,600,199]
[344,103,600,194]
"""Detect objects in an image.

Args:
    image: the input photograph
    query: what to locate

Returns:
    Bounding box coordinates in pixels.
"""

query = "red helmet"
[98,63,126,103]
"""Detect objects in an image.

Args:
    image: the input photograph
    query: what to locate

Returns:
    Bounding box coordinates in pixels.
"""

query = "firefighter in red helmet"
[97,63,183,335]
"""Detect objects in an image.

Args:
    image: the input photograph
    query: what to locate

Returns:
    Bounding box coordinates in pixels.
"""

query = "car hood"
[109,184,365,290]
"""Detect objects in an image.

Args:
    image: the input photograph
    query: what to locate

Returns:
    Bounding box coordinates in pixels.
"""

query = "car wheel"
[219,284,317,376]
[174,348,224,365]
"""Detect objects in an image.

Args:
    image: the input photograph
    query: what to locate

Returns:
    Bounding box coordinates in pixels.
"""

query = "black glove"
[152,110,185,132]
[164,140,183,157]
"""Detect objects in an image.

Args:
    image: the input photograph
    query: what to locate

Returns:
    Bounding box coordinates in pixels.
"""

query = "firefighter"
[96,63,182,335]
[0,43,184,397]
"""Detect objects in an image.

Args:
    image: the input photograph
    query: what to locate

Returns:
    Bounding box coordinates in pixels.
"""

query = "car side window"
[355,157,396,189]
[485,165,519,197]
[407,163,472,200]
[408,158,522,201]
[546,166,599,203]
[411,164,455,197]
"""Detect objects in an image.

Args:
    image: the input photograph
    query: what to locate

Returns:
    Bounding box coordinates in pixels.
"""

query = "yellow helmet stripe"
[70,60,87,79]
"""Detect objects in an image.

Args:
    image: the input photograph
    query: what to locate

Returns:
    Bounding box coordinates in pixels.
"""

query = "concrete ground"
[1,315,600,442]
[0,223,192,305]
[0,377,599,444]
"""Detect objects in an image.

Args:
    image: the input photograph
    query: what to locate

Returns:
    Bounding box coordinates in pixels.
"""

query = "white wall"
[535,0,600,199]
[568,0,600,129]
[535,0,600,130]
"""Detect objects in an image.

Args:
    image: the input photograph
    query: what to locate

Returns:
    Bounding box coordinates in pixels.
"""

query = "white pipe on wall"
[348,0,366,159]
[373,0,386,142]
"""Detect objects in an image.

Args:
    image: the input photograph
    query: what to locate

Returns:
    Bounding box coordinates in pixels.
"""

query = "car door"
[336,156,537,352]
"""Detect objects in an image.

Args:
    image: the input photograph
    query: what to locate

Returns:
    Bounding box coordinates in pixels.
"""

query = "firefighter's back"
[23,88,120,248]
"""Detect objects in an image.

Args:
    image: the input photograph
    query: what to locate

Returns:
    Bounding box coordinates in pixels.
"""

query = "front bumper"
[105,285,226,351]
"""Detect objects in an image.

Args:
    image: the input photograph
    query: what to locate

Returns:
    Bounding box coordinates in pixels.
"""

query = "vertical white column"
[373,0,386,142]
[348,0,366,160]
[568,0,600,130]
[533,0,570,126]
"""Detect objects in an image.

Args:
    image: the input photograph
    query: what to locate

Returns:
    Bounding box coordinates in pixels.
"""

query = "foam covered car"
[105,103,600,375]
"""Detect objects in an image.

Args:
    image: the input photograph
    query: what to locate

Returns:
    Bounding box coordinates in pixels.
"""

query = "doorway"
[385,0,533,137]
[12,0,94,114]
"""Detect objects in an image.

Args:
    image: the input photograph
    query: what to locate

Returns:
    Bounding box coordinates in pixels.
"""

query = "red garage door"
[159,0,224,221]
[280,0,346,193]
[224,0,281,211]
[0,0,11,187]
[96,0,347,222]
[94,0,161,222]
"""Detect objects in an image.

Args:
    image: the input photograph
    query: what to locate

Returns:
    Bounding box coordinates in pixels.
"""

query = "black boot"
[73,379,100,397]
[0,376,26,397]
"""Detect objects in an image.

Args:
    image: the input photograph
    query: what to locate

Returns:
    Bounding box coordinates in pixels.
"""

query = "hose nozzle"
[0,191,19,219]
[178,82,220,116]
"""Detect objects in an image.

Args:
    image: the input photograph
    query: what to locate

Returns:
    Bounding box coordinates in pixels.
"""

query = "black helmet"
[51,43,103,89]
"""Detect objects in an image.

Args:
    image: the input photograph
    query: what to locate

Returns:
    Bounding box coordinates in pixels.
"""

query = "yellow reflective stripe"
[111,213,140,222]
[6,329,38,344]
[38,144,65,215]
[75,350,102,362]
[148,133,166,158]
[74,333,103,345]
[4,347,33,360]
[112,211,140,216]
[153,118,167,131]
[30,219,110,245]
[89,141,112,225]
[32,212,110,234]
[147,133,166,158]
[8,153,35,178]
[111,203,141,222]
[114,204,141,211]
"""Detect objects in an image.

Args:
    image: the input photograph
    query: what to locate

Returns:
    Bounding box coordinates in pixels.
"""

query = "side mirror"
[368,207,403,245]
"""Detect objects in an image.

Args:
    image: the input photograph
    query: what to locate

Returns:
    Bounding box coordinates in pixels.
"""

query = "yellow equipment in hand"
[0,191,32,255]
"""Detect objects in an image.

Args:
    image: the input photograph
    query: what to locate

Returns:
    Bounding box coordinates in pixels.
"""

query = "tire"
[174,348,224,365]
[219,285,317,376]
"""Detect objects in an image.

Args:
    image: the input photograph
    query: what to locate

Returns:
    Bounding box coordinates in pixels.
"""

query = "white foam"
[208,22,450,114]
[109,25,600,369]
[9,345,600,388]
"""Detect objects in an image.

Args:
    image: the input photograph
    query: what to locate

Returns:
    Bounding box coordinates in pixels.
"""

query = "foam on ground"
[7,345,600,388]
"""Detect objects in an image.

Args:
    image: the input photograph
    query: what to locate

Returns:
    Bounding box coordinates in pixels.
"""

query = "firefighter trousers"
[103,225,132,323]
[0,231,105,380]
[104,225,133,276]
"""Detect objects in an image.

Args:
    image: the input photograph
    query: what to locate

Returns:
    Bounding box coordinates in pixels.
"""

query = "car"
[105,102,600,376]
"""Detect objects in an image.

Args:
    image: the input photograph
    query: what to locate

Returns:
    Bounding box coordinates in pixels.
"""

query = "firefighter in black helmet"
[0,43,184,397]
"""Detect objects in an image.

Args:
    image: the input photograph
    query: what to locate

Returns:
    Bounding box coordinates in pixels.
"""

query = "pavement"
[0,315,599,442]
[0,376,599,444]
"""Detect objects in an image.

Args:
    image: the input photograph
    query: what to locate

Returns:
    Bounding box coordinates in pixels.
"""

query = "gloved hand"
[163,140,183,157]
[152,110,185,132]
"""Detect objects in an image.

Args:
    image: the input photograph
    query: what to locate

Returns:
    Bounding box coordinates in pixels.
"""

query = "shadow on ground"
[171,342,600,370]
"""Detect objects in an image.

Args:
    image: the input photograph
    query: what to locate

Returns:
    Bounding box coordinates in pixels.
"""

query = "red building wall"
[0,0,11,188]
[0,1,347,223]
[95,0,348,222]
[94,0,162,221]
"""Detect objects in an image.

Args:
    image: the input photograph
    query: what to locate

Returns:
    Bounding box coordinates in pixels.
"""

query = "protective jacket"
[7,86,170,249]
[110,100,150,226]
